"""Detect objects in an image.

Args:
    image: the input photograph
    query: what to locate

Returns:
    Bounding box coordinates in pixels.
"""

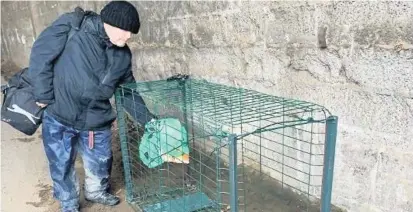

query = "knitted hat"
[100,1,140,34]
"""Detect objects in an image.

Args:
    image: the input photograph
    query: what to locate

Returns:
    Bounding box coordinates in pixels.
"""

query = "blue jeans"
[42,110,113,210]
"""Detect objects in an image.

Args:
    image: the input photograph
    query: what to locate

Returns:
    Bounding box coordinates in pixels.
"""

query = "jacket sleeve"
[28,13,73,104]
[119,64,156,126]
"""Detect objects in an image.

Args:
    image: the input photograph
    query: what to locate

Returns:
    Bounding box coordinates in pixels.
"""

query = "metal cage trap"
[114,75,339,212]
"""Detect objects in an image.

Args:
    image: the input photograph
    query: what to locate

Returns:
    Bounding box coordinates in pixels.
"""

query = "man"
[27,1,153,211]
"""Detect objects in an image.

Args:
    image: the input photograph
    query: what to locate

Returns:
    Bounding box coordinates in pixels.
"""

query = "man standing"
[27,1,152,211]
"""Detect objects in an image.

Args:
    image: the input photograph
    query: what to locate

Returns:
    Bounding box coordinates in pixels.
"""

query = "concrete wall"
[1,1,96,67]
[1,1,413,211]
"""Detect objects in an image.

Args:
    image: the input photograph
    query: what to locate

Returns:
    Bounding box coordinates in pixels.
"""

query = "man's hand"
[36,102,48,108]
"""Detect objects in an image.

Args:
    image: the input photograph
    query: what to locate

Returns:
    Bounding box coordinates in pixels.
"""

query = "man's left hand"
[36,102,48,108]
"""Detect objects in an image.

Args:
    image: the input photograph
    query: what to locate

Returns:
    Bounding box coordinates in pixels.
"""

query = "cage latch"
[166,74,189,82]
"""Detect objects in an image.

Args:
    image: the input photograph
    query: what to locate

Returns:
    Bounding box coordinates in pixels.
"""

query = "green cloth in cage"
[139,118,189,168]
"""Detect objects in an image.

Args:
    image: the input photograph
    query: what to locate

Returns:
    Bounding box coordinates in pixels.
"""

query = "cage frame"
[114,75,338,212]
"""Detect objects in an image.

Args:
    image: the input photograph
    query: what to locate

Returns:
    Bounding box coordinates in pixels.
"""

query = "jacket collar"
[83,13,113,48]
[97,17,113,48]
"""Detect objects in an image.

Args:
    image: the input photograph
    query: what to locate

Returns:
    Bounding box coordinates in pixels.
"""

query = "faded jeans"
[42,110,113,210]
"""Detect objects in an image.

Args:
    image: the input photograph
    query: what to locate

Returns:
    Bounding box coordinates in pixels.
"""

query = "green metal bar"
[186,81,199,191]
[211,86,223,208]
[180,77,192,193]
[281,103,285,189]
[321,116,338,212]
[115,88,134,202]
[228,134,238,212]
[259,96,263,176]
[236,119,320,140]
[307,112,315,204]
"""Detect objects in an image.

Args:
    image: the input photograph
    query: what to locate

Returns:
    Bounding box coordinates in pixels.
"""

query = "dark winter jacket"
[27,8,152,131]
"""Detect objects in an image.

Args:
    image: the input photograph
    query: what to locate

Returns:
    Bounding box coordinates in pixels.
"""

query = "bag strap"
[66,7,89,45]
[1,85,8,94]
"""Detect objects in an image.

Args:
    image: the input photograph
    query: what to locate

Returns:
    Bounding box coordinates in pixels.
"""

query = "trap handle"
[166,74,190,82]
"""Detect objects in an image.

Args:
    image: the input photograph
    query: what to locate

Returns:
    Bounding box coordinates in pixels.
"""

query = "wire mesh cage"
[114,75,340,212]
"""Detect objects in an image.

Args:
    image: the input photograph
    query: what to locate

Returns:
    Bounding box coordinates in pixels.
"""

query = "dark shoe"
[85,192,120,206]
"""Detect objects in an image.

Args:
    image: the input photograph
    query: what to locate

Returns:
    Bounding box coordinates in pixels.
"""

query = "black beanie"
[100,1,140,34]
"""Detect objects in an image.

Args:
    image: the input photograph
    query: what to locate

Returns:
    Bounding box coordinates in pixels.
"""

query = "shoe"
[62,209,79,212]
[61,206,79,212]
[61,204,80,212]
[85,192,120,206]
